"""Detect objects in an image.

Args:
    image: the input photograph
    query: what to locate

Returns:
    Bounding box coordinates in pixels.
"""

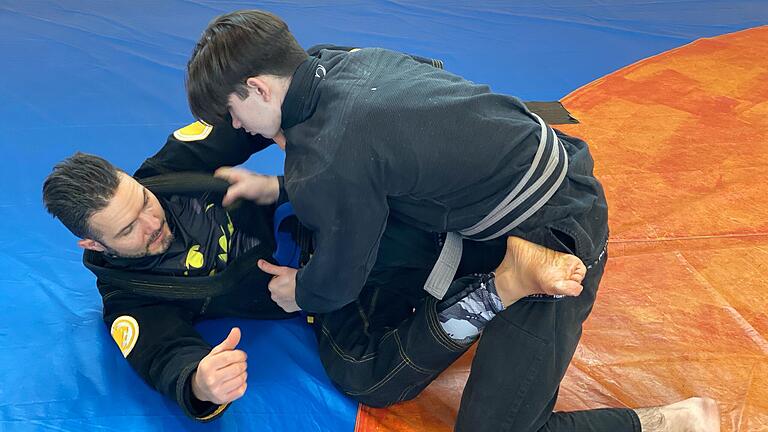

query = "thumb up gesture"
[192,327,248,404]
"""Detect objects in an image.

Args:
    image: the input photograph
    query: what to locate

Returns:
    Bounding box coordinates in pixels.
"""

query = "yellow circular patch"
[110,316,139,358]
[173,121,213,142]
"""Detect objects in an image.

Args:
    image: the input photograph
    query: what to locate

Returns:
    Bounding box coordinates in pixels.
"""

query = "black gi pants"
[312,216,639,432]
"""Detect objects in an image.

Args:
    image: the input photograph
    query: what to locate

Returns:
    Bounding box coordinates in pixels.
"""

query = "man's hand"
[192,327,248,405]
[258,259,300,313]
[215,167,280,206]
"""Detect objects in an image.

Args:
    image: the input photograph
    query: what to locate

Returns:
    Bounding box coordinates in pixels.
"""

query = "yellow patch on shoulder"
[173,121,213,142]
[111,315,139,358]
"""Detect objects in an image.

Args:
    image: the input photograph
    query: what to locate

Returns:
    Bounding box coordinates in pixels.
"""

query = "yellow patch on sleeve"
[173,121,213,142]
[111,315,139,358]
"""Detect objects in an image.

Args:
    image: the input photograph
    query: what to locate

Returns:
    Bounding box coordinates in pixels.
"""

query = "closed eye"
[116,188,149,238]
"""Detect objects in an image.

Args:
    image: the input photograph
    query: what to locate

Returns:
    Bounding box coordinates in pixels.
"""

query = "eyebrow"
[115,188,149,238]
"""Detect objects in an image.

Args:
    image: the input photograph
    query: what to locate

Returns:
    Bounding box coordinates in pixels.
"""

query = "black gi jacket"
[282,48,608,313]
[89,123,293,421]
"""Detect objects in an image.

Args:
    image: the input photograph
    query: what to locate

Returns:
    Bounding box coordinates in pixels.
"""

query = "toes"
[571,263,587,282]
[554,280,583,297]
[560,258,586,283]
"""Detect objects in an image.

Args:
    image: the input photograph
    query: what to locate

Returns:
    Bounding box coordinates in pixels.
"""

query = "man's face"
[83,172,173,258]
[227,80,282,140]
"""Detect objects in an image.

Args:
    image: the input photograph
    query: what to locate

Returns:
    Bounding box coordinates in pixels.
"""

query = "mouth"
[150,231,163,246]
[147,220,166,248]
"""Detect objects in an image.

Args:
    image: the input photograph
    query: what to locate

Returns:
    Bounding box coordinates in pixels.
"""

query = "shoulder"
[172,121,214,142]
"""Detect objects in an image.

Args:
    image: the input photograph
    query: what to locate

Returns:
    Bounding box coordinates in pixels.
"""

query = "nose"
[139,211,162,234]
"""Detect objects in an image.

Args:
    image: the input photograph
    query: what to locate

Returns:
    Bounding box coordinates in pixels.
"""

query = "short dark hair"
[186,9,308,125]
[42,152,123,239]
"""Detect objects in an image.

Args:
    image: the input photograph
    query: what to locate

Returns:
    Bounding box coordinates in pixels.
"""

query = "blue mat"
[1,1,766,430]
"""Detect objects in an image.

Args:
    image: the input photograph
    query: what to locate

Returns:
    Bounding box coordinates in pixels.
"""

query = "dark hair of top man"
[186,9,308,126]
[42,152,122,240]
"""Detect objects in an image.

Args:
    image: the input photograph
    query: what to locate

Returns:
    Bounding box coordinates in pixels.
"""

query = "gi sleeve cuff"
[177,362,230,422]
[276,175,289,206]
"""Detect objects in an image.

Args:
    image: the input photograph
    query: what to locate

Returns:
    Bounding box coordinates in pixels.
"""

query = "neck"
[269,75,292,109]
[273,131,287,150]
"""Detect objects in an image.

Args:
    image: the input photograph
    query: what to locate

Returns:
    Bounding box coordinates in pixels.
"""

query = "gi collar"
[281,56,323,130]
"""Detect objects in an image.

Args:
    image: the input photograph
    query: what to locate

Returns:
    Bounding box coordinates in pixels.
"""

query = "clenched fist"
[214,166,280,206]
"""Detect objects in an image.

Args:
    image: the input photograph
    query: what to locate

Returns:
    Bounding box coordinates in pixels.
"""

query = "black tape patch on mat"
[524,101,579,124]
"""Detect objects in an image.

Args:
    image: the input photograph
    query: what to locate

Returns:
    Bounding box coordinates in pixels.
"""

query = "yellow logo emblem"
[217,225,229,263]
[185,245,205,269]
[111,316,139,358]
[226,213,234,236]
[173,121,213,142]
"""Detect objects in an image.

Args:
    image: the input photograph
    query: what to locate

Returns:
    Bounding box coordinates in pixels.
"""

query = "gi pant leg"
[312,215,472,406]
[455,243,640,432]
[312,215,506,407]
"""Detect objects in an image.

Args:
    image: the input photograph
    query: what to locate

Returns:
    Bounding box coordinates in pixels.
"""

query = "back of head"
[42,152,122,240]
[186,9,307,126]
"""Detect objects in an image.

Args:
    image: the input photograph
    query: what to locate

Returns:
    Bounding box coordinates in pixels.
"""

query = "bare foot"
[635,397,720,432]
[493,236,587,307]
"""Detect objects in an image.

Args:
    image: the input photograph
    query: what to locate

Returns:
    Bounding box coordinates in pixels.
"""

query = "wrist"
[267,176,280,204]
[191,370,208,402]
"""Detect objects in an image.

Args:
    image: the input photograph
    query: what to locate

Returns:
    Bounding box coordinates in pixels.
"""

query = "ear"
[78,238,106,252]
[245,76,271,101]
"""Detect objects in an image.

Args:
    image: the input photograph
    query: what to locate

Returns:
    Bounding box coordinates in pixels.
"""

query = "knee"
[344,386,418,408]
[327,375,400,408]
[354,394,398,408]
[329,374,419,408]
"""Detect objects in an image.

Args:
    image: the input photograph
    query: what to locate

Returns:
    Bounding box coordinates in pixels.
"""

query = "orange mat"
[356,26,768,432]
